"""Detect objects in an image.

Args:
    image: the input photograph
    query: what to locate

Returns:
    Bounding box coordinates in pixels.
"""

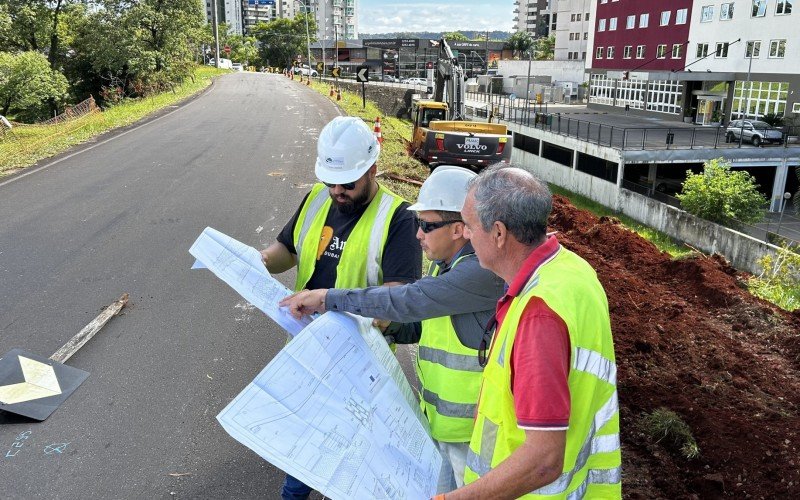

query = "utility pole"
[211,0,220,68]
[738,46,754,147]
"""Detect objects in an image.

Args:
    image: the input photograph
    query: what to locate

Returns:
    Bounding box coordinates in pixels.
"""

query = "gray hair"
[468,163,552,245]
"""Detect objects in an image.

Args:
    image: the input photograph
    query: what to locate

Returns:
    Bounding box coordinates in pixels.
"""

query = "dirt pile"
[549,195,800,499]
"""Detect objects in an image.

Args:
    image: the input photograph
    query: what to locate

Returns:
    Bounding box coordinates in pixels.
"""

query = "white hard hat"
[315,116,380,184]
[407,165,477,212]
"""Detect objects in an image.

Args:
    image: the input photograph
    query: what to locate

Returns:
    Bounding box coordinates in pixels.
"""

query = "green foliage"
[748,242,800,311]
[533,35,555,60]
[442,31,469,41]
[641,408,700,460]
[0,51,68,120]
[676,158,767,225]
[760,112,784,127]
[252,14,317,69]
[507,30,534,58]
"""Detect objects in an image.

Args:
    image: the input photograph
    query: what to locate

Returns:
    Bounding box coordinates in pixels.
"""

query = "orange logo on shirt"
[317,226,334,260]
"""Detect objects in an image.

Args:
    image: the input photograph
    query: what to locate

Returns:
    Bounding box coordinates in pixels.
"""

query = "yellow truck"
[409,39,513,172]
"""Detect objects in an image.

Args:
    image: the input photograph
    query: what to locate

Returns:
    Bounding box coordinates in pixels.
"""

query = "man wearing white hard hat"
[281,165,504,493]
[260,116,422,500]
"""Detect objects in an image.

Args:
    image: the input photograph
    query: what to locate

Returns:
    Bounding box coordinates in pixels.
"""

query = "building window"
[617,79,647,110]
[776,0,793,14]
[752,0,768,17]
[715,42,730,57]
[584,32,588,40]
[720,3,734,19]
[607,46,615,58]
[701,6,714,22]
[657,44,667,58]
[647,80,684,114]
[589,73,615,106]
[596,46,604,59]
[609,17,617,30]
[672,44,682,58]
[586,12,590,21]
[660,11,671,26]
[731,81,789,119]
[626,15,635,29]
[598,19,606,31]
[624,45,632,58]
[639,13,649,27]
[676,8,688,24]
[696,43,709,58]
[637,45,646,58]
[769,39,787,57]
[746,40,762,57]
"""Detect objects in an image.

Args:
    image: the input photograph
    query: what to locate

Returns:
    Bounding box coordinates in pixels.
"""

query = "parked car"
[405,77,428,86]
[725,120,784,146]
[638,174,685,195]
[231,63,244,72]
[293,65,318,77]
[381,74,399,83]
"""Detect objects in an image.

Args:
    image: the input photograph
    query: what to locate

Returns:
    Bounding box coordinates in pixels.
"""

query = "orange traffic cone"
[306,78,311,86]
[336,88,342,101]
[329,85,335,97]
[373,116,383,144]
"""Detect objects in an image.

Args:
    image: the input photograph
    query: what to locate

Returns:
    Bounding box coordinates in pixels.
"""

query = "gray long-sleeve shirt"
[325,243,505,349]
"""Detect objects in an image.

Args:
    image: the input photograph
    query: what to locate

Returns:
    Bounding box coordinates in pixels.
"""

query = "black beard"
[332,189,369,215]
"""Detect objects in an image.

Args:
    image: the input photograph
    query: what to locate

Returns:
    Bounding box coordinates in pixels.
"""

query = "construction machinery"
[411,39,512,172]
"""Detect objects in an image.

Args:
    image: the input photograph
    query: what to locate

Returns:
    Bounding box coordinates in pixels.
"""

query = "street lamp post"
[777,192,792,236]
[737,46,754,147]
[295,0,312,75]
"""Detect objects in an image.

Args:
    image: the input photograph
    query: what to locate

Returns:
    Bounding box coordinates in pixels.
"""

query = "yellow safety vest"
[464,246,621,499]
[292,183,406,291]
[416,255,484,443]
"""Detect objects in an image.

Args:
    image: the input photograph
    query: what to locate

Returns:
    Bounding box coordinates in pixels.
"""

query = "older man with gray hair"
[441,164,621,500]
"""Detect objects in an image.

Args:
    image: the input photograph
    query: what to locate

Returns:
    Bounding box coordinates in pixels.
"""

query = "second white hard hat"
[407,166,477,213]
[315,116,380,184]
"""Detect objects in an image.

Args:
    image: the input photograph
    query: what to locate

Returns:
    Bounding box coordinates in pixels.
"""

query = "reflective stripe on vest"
[292,183,405,290]
[464,246,621,498]
[415,255,484,443]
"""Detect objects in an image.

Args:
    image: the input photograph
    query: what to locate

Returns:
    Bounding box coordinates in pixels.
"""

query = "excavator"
[410,38,513,172]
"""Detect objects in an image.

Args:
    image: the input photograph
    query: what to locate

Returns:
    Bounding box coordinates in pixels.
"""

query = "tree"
[443,31,469,42]
[0,51,68,120]
[252,13,316,69]
[507,30,533,59]
[676,158,767,225]
[534,35,555,60]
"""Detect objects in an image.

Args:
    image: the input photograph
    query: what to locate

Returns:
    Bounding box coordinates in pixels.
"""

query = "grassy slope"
[0,66,227,178]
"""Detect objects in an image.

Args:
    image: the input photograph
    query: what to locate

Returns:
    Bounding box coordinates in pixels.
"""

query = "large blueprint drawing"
[217,312,442,499]
[189,227,312,336]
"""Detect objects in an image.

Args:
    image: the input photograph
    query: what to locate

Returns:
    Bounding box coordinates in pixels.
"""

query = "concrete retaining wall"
[333,81,416,119]
[512,148,778,274]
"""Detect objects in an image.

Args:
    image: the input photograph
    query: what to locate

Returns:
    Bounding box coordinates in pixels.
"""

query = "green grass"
[640,408,700,460]
[0,66,227,177]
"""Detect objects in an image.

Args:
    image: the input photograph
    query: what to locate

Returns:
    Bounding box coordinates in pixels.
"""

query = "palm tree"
[507,31,534,59]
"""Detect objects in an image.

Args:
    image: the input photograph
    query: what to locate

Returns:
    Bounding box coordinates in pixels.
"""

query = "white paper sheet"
[217,312,441,499]
[189,227,312,336]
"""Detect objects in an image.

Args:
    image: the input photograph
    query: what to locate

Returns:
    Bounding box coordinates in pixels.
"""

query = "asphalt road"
[0,73,347,498]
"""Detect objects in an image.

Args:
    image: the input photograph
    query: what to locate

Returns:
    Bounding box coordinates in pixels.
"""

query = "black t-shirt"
[277,190,422,290]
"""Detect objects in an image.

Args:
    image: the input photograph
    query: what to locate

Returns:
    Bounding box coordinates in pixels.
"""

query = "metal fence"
[39,96,98,126]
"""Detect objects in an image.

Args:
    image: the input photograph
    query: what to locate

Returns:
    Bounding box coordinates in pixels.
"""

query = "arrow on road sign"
[331,67,341,78]
[316,62,324,72]
[0,356,61,404]
[356,66,369,83]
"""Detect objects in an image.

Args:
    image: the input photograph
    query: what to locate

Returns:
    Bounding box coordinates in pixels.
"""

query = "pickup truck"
[411,100,513,172]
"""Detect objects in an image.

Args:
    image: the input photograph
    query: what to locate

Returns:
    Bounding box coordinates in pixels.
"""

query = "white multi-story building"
[205,0,244,35]
[685,0,798,121]
[310,0,358,42]
[553,0,592,60]
[514,0,553,37]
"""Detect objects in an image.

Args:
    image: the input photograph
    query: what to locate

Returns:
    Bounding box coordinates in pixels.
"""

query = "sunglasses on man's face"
[417,219,462,234]
[478,313,497,368]
[323,181,357,190]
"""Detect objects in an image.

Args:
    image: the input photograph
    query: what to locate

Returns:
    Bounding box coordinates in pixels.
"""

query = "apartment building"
[205,0,244,34]
[514,0,553,37]
[311,0,358,42]
[553,0,593,60]
[586,0,798,123]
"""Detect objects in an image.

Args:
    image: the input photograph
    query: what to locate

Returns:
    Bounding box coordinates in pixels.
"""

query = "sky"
[358,0,515,34]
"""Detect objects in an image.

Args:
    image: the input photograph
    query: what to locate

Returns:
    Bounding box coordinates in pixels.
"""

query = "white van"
[208,58,233,69]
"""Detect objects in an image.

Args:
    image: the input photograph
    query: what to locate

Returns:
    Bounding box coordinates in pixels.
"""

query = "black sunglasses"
[323,181,357,190]
[478,313,497,367]
[418,219,462,234]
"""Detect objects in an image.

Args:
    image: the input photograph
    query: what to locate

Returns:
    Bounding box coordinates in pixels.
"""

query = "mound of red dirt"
[549,195,800,499]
